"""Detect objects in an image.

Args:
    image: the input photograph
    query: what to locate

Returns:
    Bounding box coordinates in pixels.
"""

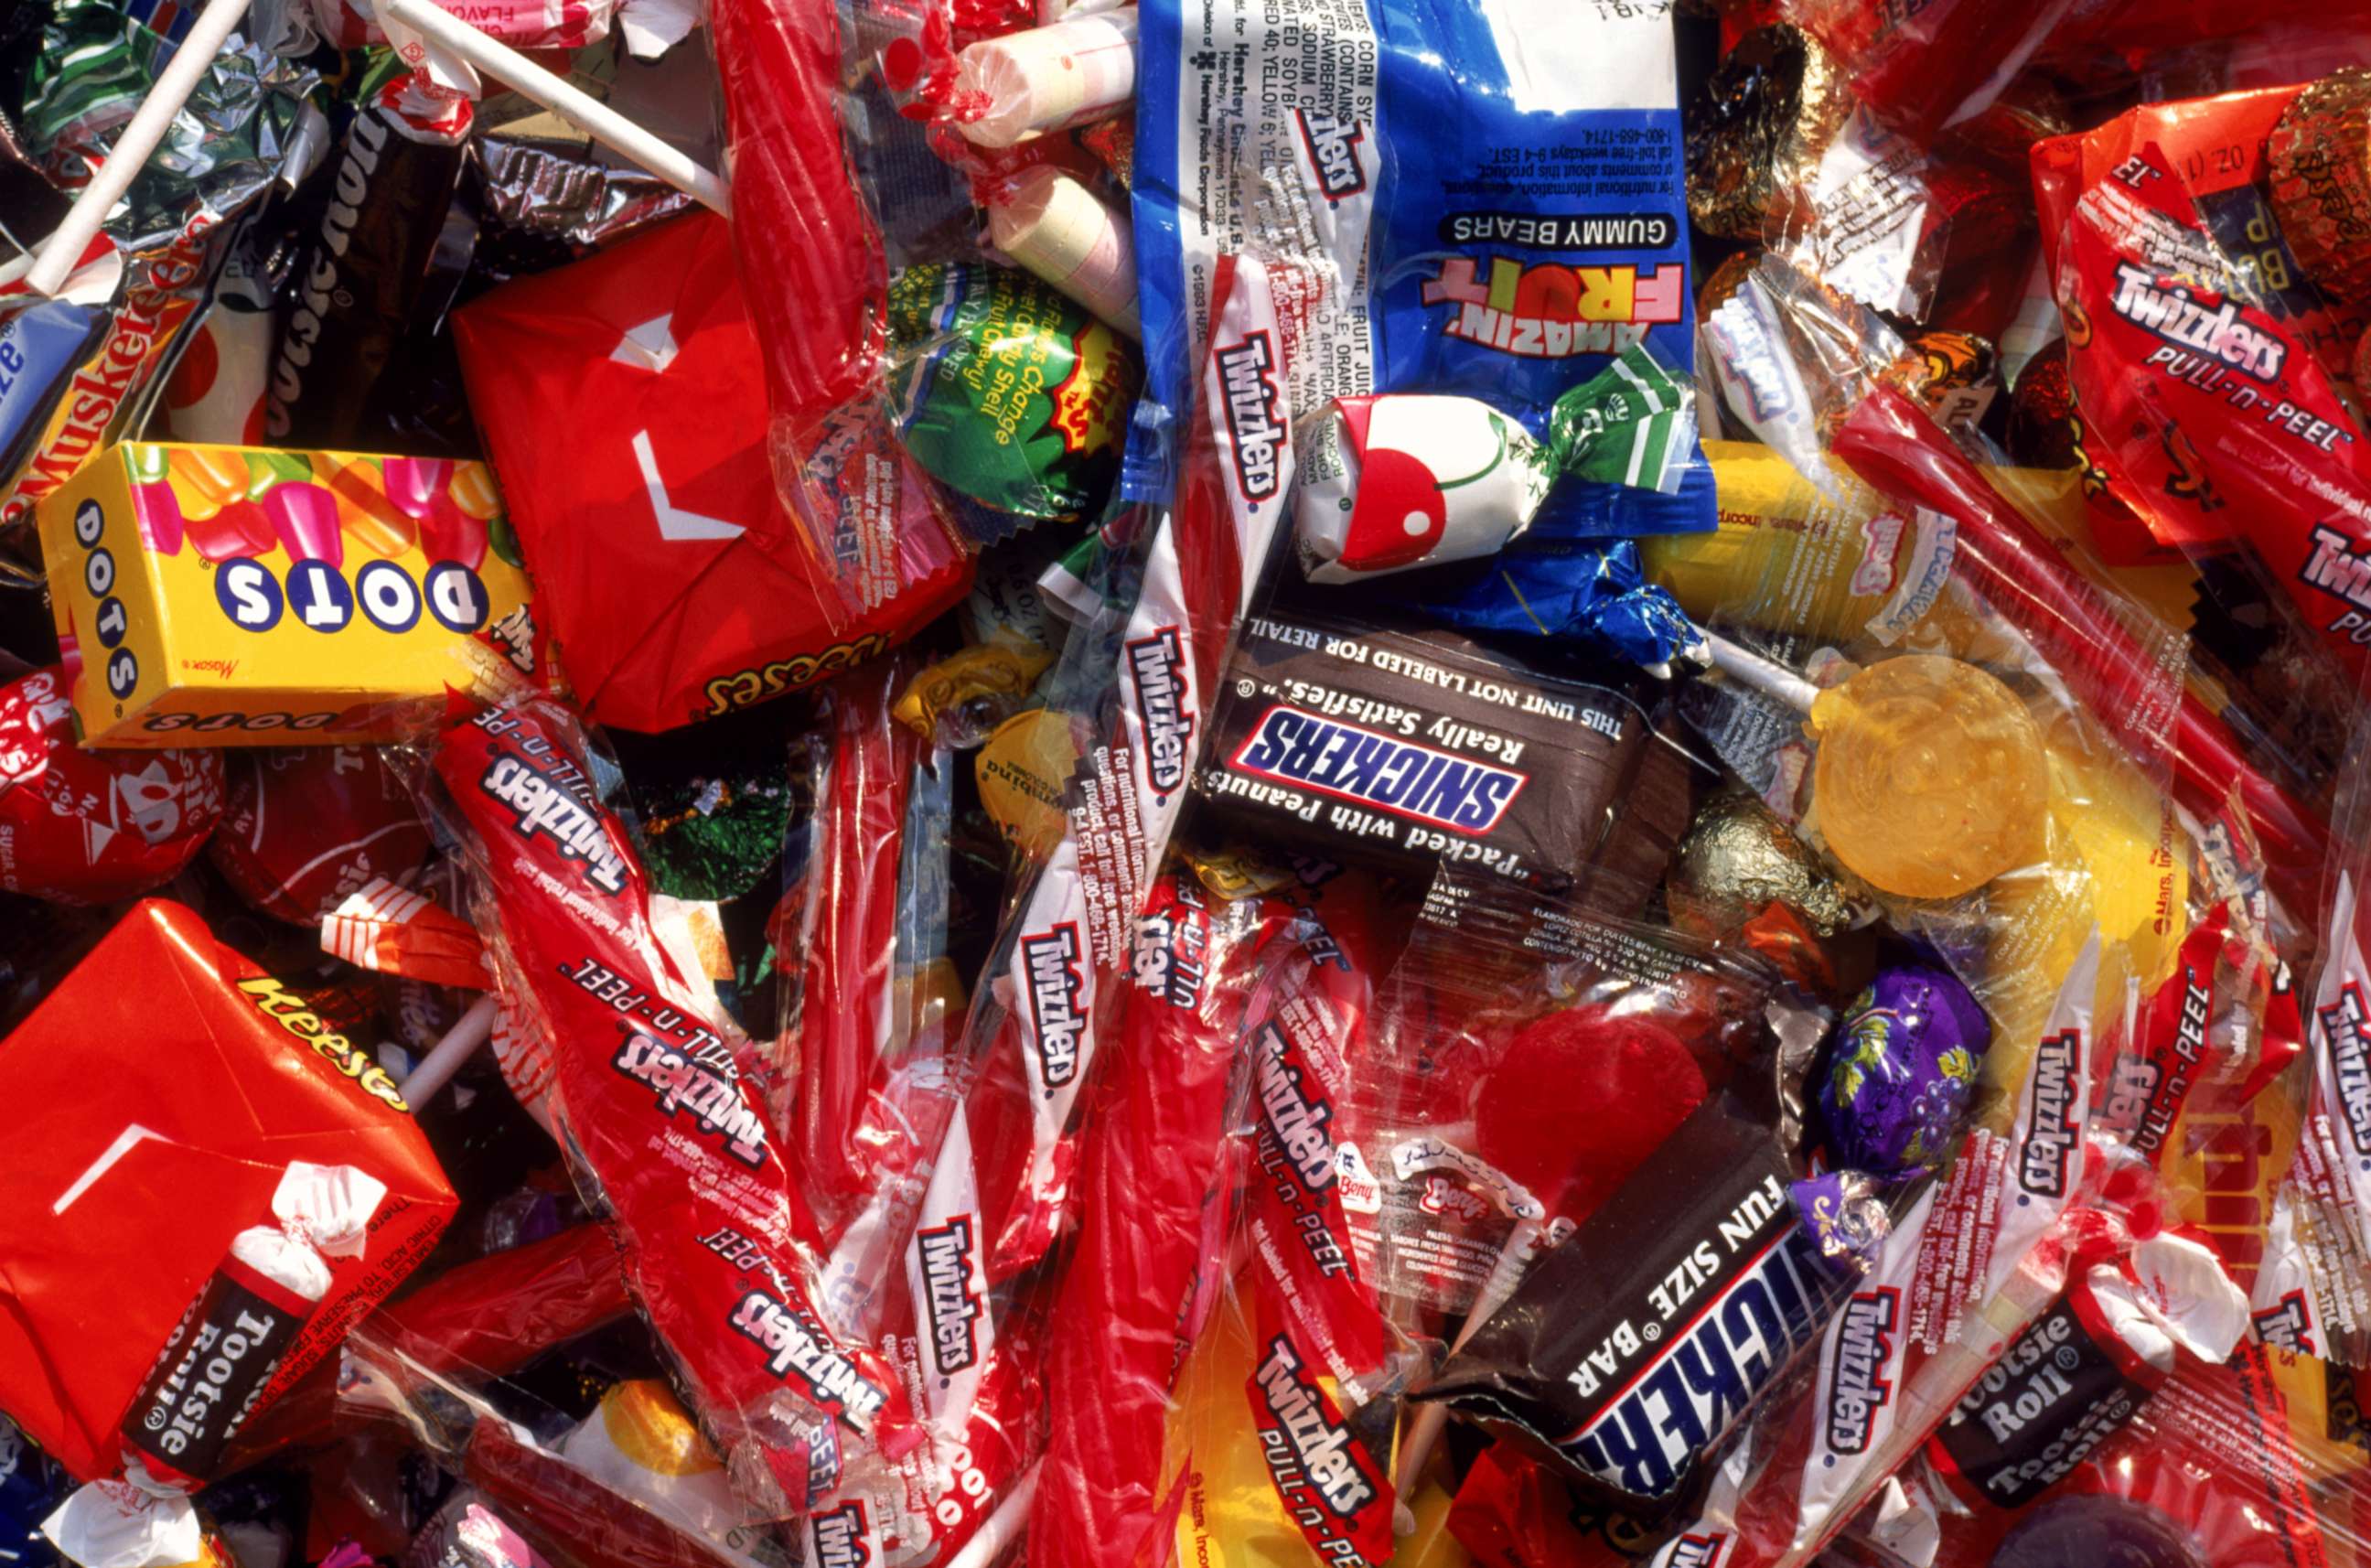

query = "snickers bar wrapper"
[1193,610,1694,910]
[1418,1085,1840,1517]
[0,901,455,1482]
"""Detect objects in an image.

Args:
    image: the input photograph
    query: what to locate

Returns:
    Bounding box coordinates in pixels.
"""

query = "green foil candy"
[886,262,1139,542]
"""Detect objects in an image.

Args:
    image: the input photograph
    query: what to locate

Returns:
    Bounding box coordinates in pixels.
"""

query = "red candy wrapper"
[710,0,968,607]
[428,696,910,1509]
[0,899,453,1483]
[0,666,223,903]
[452,213,969,735]
[321,877,491,992]
[2033,86,2371,682]
[1027,868,1402,1568]
[208,746,433,925]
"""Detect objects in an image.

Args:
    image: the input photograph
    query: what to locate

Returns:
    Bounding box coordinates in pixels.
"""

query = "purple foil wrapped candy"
[1817,962,1990,1178]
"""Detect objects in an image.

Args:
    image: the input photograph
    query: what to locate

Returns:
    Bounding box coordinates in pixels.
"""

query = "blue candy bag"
[1129,0,1711,548]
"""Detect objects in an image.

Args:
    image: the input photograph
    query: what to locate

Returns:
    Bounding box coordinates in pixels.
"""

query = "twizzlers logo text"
[1216,331,1285,501]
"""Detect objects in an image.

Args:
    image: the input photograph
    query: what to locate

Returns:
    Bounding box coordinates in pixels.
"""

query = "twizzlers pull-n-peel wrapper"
[430,697,910,1510]
[2033,87,2371,677]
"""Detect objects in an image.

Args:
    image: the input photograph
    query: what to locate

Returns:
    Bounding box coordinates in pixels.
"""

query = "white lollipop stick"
[1391,1213,1540,1535]
[942,1464,1037,1568]
[26,0,252,296]
[397,993,501,1109]
[377,0,730,216]
[1704,628,1820,715]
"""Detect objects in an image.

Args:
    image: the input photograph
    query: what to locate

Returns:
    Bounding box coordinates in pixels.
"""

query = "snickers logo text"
[1566,1234,1828,1499]
[1233,706,1523,834]
[1216,333,1286,501]
[1022,923,1088,1087]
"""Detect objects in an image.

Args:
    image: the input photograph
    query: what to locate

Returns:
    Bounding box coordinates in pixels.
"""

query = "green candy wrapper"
[886,261,1138,543]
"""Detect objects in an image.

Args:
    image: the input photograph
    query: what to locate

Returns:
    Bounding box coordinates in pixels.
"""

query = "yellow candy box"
[37,441,543,746]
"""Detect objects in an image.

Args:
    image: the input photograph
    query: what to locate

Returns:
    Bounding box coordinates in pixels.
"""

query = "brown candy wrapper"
[2269,67,2371,308]
[1687,26,1849,242]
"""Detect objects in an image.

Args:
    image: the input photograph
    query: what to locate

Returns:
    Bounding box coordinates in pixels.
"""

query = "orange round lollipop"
[1810,655,2047,900]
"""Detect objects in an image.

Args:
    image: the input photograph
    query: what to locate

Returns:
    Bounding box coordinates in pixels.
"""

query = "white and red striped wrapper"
[2249,869,2371,1363]
[321,876,490,990]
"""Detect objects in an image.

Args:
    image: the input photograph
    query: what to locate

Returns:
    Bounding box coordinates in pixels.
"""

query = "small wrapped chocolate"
[2006,340,2079,469]
[1883,330,2001,433]
[1294,343,1694,584]
[1668,790,1854,940]
[1685,25,1849,242]
[1816,963,1990,1178]
[2269,69,2371,307]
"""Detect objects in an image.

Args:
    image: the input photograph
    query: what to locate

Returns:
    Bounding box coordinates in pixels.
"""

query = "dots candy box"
[0,900,455,1484]
[35,441,542,747]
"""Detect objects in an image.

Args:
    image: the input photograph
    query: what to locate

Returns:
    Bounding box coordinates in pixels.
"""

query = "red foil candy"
[0,664,223,902]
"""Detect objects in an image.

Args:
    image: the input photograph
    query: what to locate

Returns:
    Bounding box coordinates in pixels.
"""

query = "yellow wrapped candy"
[1165,1278,1467,1568]
[1808,655,2049,902]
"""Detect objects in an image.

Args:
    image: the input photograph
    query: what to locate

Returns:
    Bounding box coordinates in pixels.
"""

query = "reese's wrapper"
[885,260,1137,542]
[266,72,470,448]
[118,1163,386,1488]
[1293,343,1695,584]
[1192,608,1697,914]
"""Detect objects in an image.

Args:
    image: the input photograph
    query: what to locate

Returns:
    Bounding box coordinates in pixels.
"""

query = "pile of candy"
[7,0,2371,1564]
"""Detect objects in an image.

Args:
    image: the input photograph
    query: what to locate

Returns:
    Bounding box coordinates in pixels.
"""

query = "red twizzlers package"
[427,696,911,1510]
[2033,86,2371,678]
[0,900,454,1484]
